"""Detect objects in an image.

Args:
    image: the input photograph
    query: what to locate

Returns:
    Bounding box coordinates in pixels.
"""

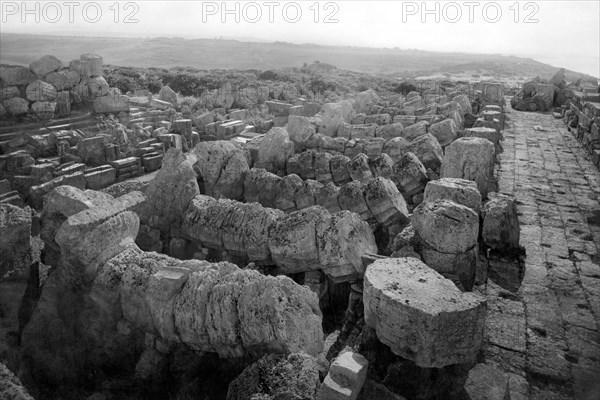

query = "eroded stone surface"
[364,258,487,367]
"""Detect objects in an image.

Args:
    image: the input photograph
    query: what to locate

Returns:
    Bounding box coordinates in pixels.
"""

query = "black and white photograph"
[0,1,599,399]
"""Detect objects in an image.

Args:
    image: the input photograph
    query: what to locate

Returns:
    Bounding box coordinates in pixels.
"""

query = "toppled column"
[412,200,479,290]
[441,137,495,199]
[364,258,486,368]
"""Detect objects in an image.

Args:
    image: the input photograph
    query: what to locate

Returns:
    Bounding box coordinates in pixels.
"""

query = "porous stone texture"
[464,363,510,400]
[319,101,356,136]
[29,55,62,77]
[193,141,249,200]
[26,80,58,102]
[318,351,368,400]
[441,137,495,199]
[227,353,320,400]
[3,97,29,116]
[405,133,444,173]
[412,200,478,254]
[364,258,487,367]
[0,362,35,400]
[253,127,294,176]
[392,152,429,198]
[0,204,32,278]
[142,148,199,234]
[429,118,458,147]
[481,194,520,251]
[423,178,482,213]
[287,114,316,150]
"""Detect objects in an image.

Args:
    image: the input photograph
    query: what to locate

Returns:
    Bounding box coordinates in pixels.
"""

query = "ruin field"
[0,49,599,400]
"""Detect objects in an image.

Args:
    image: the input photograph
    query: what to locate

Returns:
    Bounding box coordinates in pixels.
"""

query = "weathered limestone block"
[463,127,503,155]
[319,101,356,136]
[376,122,405,140]
[364,177,409,225]
[412,200,478,254]
[0,86,20,102]
[56,209,140,281]
[243,205,283,262]
[29,55,62,77]
[353,89,381,114]
[159,85,178,106]
[45,70,80,91]
[0,204,32,278]
[347,153,373,183]
[93,94,130,114]
[3,97,29,116]
[316,182,342,213]
[338,123,376,140]
[193,141,248,200]
[227,353,320,400]
[392,152,428,198]
[0,362,35,400]
[338,180,373,220]
[86,76,110,98]
[297,150,317,179]
[405,133,444,173]
[464,363,510,400]
[402,120,428,141]
[441,137,495,199]
[55,91,71,117]
[243,168,281,208]
[481,195,520,251]
[142,148,200,233]
[453,94,473,115]
[382,137,409,162]
[368,153,394,180]
[77,136,106,166]
[254,128,294,175]
[315,152,333,183]
[26,80,58,102]
[424,178,482,213]
[31,101,56,120]
[419,245,478,291]
[364,258,487,367]
[317,351,368,400]
[365,113,392,125]
[429,118,458,147]
[276,174,303,212]
[0,65,36,86]
[315,210,378,282]
[268,206,328,273]
[331,154,352,185]
[364,138,385,157]
[295,179,324,210]
[287,115,316,150]
[79,54,103,77]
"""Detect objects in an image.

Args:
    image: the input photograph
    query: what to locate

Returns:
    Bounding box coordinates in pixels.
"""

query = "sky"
[1,0,599,77]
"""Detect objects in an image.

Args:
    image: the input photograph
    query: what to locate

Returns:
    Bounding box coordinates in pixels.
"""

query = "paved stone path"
[484,100,600,400]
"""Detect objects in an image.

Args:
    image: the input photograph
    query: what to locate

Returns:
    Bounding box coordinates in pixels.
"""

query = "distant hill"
[0,32,596,83]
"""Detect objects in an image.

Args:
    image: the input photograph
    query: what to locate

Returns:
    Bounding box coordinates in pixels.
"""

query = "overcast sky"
[2,0,599,76]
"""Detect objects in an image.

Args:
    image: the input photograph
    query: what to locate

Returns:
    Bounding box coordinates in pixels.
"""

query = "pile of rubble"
[2,78,529,400]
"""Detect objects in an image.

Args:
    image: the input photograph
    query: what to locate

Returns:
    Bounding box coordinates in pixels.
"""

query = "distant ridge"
[0,32,596,82]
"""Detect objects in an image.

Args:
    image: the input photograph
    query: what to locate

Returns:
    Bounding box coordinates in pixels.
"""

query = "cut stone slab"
[364,257,487,368]
[405,133,444,173]
[318,351,368,400]
[423,178,482,213]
